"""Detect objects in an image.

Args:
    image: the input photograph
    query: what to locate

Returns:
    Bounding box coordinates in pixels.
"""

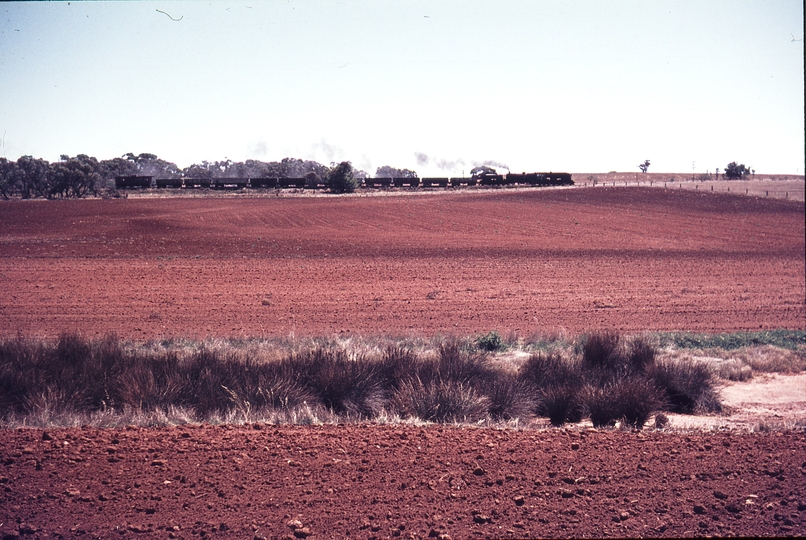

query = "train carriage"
[392,177,420,188]
[278,177,307,189]
[248,177,278,188]
[183,178,212,188]
[155,178,183,188]
[364,178,393,188]
[421,177,449,188]
[114,175,153,189]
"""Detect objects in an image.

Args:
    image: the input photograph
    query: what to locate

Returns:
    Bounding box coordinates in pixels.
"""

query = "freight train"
[114,171,573,190]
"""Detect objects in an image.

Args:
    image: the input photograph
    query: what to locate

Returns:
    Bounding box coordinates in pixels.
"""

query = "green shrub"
[476,331,506,352]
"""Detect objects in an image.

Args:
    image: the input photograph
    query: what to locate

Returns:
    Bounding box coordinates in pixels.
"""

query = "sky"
[1,0,803,176]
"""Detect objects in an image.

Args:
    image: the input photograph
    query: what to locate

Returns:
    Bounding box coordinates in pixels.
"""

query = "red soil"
[1,187,804,339]
[2,188,806,539]
[1,425,804,539]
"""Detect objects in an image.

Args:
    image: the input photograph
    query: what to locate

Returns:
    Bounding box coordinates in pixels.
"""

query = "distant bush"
[328,161,360,193]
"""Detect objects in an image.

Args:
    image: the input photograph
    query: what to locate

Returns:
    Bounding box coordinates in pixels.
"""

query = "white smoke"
[415,152,508,174]
[309,138,343,163]
[247,140,268,158]
[473,160,509,171]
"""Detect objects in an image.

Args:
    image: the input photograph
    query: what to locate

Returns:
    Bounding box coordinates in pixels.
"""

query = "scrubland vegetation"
[3,330,802,429]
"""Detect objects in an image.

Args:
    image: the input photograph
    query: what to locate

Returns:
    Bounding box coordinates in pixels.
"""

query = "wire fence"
[578,180,804,201]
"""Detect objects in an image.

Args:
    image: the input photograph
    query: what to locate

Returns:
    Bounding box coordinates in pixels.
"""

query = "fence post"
[711,185,713,191]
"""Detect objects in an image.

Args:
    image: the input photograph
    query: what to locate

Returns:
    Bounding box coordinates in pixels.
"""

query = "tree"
[328,161,359,193]
[15,156,50,199]
[375,165,418,178]
[99,156,138,181]
[0,158,17,199]
[724,162,749,180]
[124,153,182,179]
[47,155,102,198]
[639,160,650,173]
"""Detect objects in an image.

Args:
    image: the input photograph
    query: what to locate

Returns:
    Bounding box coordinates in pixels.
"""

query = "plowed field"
[1,425,804,539]
[2,187,805,539]
[1,187,804,338]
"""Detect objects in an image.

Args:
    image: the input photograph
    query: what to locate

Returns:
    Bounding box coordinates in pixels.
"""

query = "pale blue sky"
[1,0,803,175]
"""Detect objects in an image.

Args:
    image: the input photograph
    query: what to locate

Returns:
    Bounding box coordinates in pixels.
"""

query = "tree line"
[0,153,419,199]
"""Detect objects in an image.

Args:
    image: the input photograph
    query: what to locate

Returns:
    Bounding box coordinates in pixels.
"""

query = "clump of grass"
[432,341,494,385]
[613,377,666,429]
[627,335,657,372]
[581,330,623,372]
[390,378,489,423]
[478,372,535,421]
[730,345,806,374]
[537,385,583,426]
[712,358,754,381]
[583,377,665,430]
[518,351,581,389]
[581,384,619,428]
[645,358,721,414]
[0,331,731,428]
[284,348,383,418]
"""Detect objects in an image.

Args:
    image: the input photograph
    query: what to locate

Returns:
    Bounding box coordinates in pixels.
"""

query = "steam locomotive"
[114,171,573,190]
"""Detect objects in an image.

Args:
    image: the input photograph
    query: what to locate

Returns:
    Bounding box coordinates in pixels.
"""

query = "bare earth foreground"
[1,187,804,338]
[1,187,805,539]
[1,425,804,539]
